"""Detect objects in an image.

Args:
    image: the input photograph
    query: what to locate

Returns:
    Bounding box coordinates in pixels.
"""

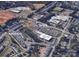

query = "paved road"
[35,1,57,14]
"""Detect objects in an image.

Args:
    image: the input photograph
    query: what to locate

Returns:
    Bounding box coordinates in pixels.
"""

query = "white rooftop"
[36,30,52,40]
[49,18,60,24]
[9,7,29,13]
[51,15,69,21]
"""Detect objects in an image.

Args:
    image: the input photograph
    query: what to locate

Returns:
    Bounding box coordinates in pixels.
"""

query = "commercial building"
[35,30,52,41]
